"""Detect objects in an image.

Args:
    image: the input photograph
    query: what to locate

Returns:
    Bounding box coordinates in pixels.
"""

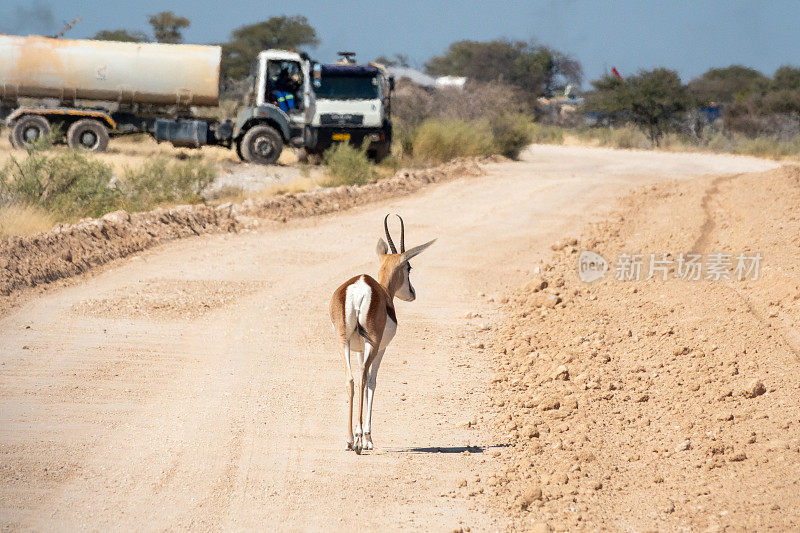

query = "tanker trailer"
[0,35,317,164]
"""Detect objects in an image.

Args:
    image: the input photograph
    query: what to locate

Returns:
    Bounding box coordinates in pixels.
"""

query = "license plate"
[332,133,350,141]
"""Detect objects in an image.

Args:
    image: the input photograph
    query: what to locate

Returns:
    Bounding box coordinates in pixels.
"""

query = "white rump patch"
[345,276,372,347]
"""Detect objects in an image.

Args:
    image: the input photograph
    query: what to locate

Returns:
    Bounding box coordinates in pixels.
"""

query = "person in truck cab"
[271,68,296,113]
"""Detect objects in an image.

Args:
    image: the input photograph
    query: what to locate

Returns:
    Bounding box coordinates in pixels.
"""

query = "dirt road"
[0,146,777,531]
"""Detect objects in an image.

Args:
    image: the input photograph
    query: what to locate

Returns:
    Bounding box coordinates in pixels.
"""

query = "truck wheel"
[10,115,50,149]
[240,125,283,165]
[235,139,245,161]
[67,119,110,152]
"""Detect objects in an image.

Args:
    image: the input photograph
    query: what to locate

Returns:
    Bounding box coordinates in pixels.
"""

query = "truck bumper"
[305,126,386,153]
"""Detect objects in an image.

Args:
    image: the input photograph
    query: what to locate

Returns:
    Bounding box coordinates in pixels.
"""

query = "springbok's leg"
[363,348,385,451]
[353,347,368,453]
[341,341,355,450]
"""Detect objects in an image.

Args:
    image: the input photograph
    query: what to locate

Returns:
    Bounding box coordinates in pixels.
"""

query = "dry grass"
[0,133,306,173]
[410,119,494,164]
[207,175,322,205]
[101,136,239,170]
[0,204,56,238]
[531,124,800,161]
[0,133,238,175]
[0,133,221,237]
[0,127,315,238]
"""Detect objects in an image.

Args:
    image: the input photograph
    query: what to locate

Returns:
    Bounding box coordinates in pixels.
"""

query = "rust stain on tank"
[1,35,221,106]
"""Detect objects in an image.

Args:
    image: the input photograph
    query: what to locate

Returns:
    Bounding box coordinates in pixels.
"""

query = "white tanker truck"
[0,34,393,164]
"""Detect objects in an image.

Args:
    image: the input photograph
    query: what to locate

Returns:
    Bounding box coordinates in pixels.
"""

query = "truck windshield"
[315,74,379,100]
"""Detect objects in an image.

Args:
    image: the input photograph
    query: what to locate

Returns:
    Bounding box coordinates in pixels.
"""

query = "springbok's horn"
[397,214,405,252]
[384,214,397,253]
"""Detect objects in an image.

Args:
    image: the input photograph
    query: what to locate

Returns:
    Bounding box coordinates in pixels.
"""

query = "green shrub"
[412,119,494,164]
[702,132,734,152]
[119,156,217,211]
[529,123,566,144]
[490,113,534,159]
[0,141,120,221]
[320,142,376,187]
[575,126,651,149]
[393,119,417,159]
[0,139,219,230]
[729,134,800,158]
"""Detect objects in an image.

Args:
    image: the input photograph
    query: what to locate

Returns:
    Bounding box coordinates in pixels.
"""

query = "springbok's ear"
[376,238,389,256]
[400,239,436,263]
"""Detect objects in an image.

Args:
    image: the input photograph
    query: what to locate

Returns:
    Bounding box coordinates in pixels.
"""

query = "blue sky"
[2,0,798,86]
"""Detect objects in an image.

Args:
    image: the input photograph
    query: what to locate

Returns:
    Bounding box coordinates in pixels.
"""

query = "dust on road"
[0,146,777,530]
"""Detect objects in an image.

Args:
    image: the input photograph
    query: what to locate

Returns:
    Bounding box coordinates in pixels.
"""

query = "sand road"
[0,146,777,531]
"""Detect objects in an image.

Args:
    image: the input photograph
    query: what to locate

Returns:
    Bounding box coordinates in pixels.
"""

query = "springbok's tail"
[356,322,376,346]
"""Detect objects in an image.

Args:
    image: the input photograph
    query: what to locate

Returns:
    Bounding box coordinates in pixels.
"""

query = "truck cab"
[231,50,316,164]
[233,52,393,164]
[305,61,393,161]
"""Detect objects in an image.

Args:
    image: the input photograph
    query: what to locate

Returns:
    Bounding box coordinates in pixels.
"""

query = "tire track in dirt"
[692,170,800,361]
[690,173,742,253]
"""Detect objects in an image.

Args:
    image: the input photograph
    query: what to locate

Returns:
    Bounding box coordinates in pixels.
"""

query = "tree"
[148,11,190,44]
[92,29,148,43]
[585,68,691,145]
[688,65,769,104]
[772,65,800,91]
[374,54,410,68]
[424,39,581,96]
[220,15,319,80]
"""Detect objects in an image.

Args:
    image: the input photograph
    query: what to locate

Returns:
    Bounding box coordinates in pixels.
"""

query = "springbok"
[329,215,435,454]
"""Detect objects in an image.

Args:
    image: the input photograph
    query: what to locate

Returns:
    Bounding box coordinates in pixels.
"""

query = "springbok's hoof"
[354,445,362,455]
[363,433,374,450]
[346,441,354,451]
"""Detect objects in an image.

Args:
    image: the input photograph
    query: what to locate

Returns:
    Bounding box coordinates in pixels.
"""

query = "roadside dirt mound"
[0,206,239,297]
[0,157,491,303]
[235,157,487,221]
[488,165,800,531]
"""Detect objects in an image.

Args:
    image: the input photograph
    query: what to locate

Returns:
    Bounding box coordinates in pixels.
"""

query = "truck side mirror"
[313,64,322,87]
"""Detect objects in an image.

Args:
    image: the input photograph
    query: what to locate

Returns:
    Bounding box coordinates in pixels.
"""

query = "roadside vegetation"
[0,204,55,239]
[0,135,218,236]
[2,20,798,238]
[525,123,800,159]
[319,142,376,187]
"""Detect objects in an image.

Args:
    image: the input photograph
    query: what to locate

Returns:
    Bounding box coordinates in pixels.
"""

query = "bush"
[0,139,219,234]
[412,119,494,164]
[0,141,120,221]
[529,123,566,144]
[320,142,376,187]
[392,119,418,159]
[392,79,531,130]
[490,113,534,159]
[119,156,217,212]
[728,134,800,158]
[574,127,650,149]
